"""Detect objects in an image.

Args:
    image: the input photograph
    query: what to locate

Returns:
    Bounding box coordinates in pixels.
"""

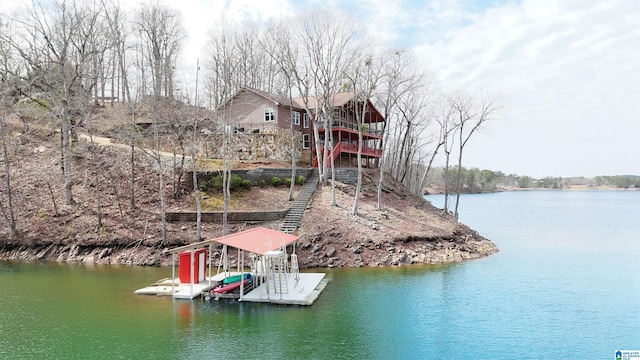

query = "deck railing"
[316,121,382,138]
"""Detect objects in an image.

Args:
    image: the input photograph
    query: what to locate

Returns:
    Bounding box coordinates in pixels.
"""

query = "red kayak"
[212,279,250,294]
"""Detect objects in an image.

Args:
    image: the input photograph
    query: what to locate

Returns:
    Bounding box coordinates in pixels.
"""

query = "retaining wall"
[165,210,289,223]
[185,168,315,188]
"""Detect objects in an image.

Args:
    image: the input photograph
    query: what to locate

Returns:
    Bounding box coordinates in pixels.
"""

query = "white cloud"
[412,0,640,177]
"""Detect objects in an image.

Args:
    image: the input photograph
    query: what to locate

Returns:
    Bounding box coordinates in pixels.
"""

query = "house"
[215,87,385,168]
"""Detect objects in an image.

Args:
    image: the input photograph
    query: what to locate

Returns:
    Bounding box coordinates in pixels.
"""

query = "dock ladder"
[265,249,288,295]
[290,253,305,293]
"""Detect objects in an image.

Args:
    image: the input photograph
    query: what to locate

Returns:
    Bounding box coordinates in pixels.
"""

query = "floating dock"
[134,227,328,305]
[135,272,327,305]
[242,272,327,306]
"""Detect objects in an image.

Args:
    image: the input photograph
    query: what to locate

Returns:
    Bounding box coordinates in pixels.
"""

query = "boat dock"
[134,227,328,305]
[135,272,327,305]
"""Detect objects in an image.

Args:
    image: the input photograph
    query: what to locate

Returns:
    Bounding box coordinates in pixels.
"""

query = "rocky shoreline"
[0,172,498,268]
[0,222,497,268]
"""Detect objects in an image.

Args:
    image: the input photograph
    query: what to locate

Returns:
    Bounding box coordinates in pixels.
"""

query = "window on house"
[303,134,310,149]
[292,111,300,125]
[264,108,275,122]
[303,113,310,128]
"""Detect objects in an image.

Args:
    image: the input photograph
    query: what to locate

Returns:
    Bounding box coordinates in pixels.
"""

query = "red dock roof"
[213,227,299,255]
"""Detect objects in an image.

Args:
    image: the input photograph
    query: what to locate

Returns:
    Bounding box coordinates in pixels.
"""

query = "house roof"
[292,92,356,109]
[223,86,300,109]
[167,226,299,256]
[292,92,385,123]
[218,87,385,123]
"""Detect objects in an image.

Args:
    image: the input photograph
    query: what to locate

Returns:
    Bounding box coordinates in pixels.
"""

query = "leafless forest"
[0,0,501,242]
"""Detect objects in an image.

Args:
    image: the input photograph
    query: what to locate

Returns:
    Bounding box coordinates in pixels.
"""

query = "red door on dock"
[179,249,206,284]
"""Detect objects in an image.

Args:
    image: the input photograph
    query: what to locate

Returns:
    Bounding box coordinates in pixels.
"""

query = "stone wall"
[201,129,303,162]
[165,210,288,223]
[334,168,359,184]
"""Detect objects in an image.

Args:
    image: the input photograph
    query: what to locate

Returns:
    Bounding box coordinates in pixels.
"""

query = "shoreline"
[424,185,639,195]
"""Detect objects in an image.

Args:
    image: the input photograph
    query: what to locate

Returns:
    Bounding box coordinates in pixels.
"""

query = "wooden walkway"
[280,169,319,234]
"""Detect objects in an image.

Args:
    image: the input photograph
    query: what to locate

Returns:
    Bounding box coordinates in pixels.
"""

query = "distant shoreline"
[502,185,640,191]
[424,185,640,195]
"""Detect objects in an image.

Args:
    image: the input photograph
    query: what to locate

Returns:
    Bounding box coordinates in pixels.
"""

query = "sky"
[169,0,640,178]
[1,0,638,178]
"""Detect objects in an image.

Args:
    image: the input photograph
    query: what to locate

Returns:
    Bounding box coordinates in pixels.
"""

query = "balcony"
[316,121,383,140]
[338,142,382,157]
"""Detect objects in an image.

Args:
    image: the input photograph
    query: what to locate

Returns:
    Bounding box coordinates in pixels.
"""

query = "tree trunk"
[192,152,202,241]
[453,149,463,219]
[222,126,230,235]
[129,139,136,211]
[61,114,75,205]
[0,118,17,238]
[353,127,364,215]
[159,168,167,246]
[288,113,296,202]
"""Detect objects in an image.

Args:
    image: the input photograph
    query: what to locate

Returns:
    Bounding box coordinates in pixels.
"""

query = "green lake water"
[1,190,639,359]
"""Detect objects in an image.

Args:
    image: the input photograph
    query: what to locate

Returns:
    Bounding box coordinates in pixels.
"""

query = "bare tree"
[6,0,112,205]
[191,59,203,241]
[379,64,435,196]
[103,1,130,104]
[257,24,299,201]
[441,113,458,216]
[287,10,363,186]
[417,98,456,196]
[134,3,185,100]
[374,50,416,209]
[344,53,384,215]
[448,89,500,218]
[204,24,278,109]
[147,118,169,245]
[221,122,232,236]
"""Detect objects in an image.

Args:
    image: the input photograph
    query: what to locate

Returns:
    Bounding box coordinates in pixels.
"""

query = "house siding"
[213,87,384,168]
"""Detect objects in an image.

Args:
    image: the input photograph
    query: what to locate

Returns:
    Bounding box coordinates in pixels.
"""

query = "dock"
[134,227,328,305]
[135,272,327,305]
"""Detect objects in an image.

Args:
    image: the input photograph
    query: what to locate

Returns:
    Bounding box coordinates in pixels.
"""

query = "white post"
[208,244,212,285]
[171,253,176,299]
[239,250,245,301]
[190,249,194,299]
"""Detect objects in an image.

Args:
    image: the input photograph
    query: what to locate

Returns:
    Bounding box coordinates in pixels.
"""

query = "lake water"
[1,190,638,359]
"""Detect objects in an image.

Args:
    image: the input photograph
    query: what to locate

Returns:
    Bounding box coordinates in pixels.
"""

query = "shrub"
[200,173,251,191]
[270,176,282,186]
[210,174,224,189]
[283,177,292,186]
[259,179,266,187]
[229,174,244,190]
[296,175,306,185]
